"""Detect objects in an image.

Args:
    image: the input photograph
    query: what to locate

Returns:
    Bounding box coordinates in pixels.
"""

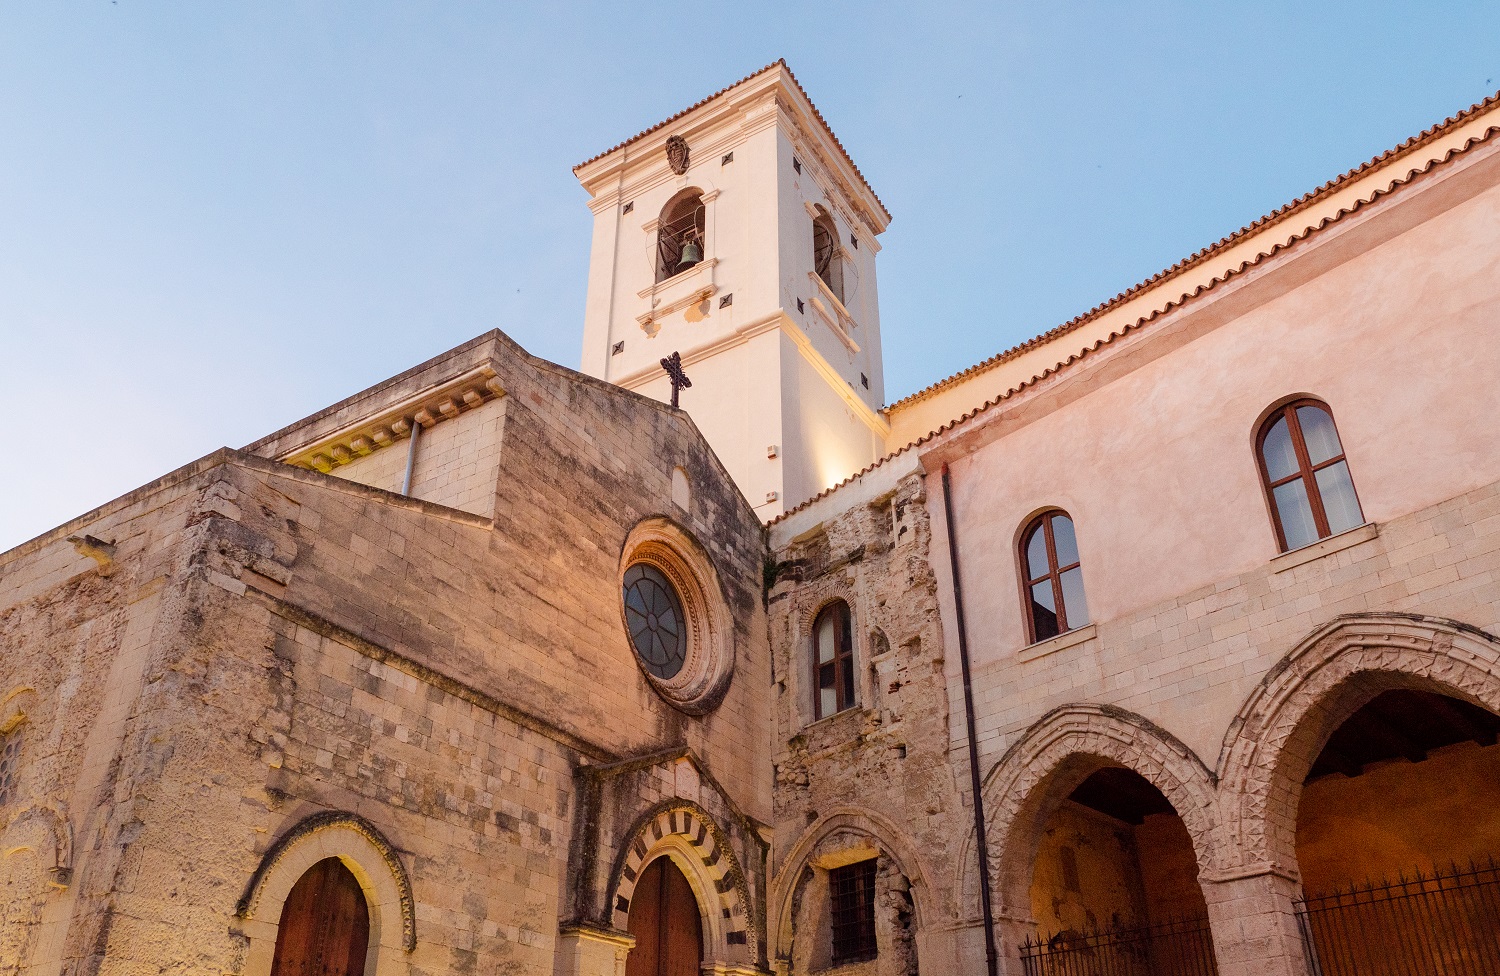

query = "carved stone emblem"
[665,135,690,175]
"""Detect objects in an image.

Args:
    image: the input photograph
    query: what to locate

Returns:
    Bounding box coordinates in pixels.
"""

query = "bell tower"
[575,61,892,519]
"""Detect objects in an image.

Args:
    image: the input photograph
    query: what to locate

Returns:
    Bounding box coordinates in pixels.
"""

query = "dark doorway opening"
[626,856,704,976]
[270,857,370,976]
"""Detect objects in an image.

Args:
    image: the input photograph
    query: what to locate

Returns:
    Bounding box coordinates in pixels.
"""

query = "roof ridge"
[573,59,890,223]
[770,118,1500,528]
[883,88,1500,413]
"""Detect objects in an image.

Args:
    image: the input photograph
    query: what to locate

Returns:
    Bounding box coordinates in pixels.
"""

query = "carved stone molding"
[237,810,416,952]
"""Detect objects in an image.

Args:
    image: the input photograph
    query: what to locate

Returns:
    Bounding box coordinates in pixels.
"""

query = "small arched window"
[1021,511,1090,643]
[656,192,705,283]
[1257,399,1364,552]
[271,857,371,976]
[812,600,856,719]
[0,728,19,807]
[812,208,844,304]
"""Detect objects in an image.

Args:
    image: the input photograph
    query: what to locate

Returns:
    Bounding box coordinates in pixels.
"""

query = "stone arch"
[0,814,56,971]
[1216,612,1500,877]
[963,703,1219,922]
[0,804,71,886]
[237,810,415,976]
[771,806,934,967]
[606,800,756,968]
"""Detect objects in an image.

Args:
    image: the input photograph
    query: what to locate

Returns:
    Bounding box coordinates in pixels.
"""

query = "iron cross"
[660,351,692,409]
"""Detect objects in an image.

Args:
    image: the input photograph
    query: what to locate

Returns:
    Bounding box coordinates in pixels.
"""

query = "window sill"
[1018,623,1097,663]
[800,705,874,735]
[1270,522,1379,574]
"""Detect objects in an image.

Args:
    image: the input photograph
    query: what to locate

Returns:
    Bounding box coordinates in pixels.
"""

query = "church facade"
[5,61,1500,976]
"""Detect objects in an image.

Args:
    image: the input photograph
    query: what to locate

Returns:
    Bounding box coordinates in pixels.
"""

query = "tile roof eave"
[883,89,1500,415]
[573,59,892,224]
[770,117,1500,529]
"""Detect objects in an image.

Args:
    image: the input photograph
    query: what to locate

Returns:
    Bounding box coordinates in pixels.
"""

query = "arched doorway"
[1294,688,1500,974]
[626,856,704,976]
[1024,766,1217,974]
[270,857,371,976]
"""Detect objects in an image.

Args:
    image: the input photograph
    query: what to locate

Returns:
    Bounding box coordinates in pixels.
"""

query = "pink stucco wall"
[939,156,1500,671]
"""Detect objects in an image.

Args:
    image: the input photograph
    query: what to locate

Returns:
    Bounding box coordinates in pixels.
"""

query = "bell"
[678,239,702,268]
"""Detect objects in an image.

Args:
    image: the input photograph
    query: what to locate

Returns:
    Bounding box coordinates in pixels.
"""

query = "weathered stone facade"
[8,66,1500,976]
[1,333,770,976]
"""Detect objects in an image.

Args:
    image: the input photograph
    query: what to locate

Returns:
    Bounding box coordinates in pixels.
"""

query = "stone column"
[555,923,635,976]
[1201,869,1310,976]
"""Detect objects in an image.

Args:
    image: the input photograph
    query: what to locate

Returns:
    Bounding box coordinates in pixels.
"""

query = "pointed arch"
[964,703,1219,921]
[770,806,934,966]
[1216,612,1500,876]
[237,811,415,976]
[606,800,757,968]
[0,803,71,885]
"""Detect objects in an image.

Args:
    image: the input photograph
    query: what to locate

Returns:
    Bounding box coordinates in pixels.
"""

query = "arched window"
[271,858,371,976]
[1257,399,1364,552]
[0,728,20,807]
[812,600,856,719]
[656,192,705,283]
[1020,511,1090,643]
[812,208,844,304]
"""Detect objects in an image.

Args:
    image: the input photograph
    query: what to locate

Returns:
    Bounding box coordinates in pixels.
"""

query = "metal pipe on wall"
[940,462,1000,976]
[401,418,422,496]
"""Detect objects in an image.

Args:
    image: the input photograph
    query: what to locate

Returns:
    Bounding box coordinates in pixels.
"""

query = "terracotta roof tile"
[884,89,1500,413]
[573,59,891,223]
[770,114,1500,528]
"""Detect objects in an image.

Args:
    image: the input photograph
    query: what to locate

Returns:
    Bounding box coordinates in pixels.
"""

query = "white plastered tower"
[575,61,892,520]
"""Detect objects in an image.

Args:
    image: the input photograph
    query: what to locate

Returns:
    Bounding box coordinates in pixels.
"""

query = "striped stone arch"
[606,801,757,964]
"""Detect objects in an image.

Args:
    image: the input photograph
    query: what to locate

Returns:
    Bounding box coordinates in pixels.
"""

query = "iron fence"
[1296,858,1500,975]
[1019,916,1219,976]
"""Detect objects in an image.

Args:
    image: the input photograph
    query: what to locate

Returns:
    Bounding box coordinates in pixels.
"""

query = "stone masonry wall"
[0,331,773,975]
[767,470,961,975]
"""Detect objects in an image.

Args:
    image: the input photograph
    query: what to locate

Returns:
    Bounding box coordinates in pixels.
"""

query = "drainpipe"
[401,418,422,496]
[940,462,1000,976]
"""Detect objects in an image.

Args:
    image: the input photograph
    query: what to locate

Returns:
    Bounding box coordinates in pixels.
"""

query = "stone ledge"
[1270,522,1379,574]
[1018,623,1098,663]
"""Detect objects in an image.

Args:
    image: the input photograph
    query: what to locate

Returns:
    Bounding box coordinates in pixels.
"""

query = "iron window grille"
[0,730,18,806]
[830,859,878,965]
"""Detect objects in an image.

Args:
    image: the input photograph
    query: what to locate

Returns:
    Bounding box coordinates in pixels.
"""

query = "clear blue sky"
[3,2,1497,551]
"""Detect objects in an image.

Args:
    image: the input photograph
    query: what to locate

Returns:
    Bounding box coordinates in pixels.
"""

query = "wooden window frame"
[811,600,856,721]
[1020,510,1083,644]
[1255,398,1362,553]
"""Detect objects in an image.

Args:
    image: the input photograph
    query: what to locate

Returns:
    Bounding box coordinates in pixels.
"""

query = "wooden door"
[270,857,371,976]
[626,857,704,976]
